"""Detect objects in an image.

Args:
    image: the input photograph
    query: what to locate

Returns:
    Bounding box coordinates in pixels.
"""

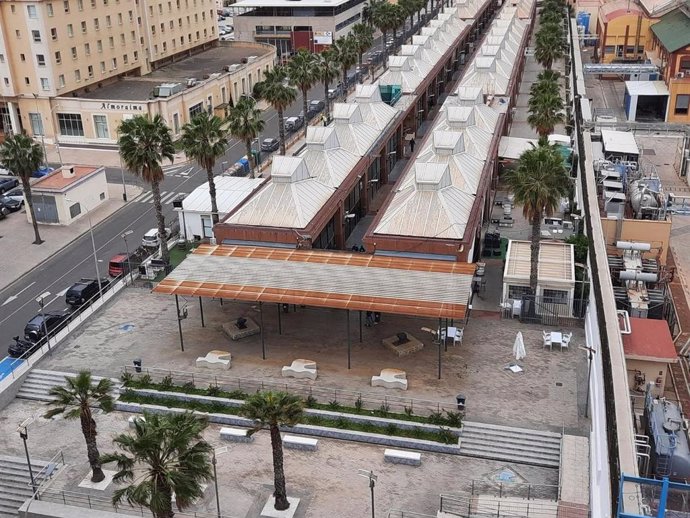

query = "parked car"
[142,227,171,247]
[0,207,7,220]
[309,99,325,113]
[284,116,304,132]
[32,166,54,178]
[8,336,39,358]
[109,252,135,277]
[261,138,280,152]
[3,187,24,205]
[24,310,72,343]
[65,278,111,308]
[0,176,19,194]
[220,34,234,41]
[0,195,23,212]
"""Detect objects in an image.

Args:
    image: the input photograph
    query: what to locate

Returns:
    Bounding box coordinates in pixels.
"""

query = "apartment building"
[0,0,219,138]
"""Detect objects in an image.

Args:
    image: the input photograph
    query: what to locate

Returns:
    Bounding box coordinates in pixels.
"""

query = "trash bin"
[133,359,142,373]
[456,394,466,412]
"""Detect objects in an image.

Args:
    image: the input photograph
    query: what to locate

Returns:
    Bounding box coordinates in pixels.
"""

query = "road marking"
[138,191,155,203]
[57,286,70,297]
[45,295,61,307]
[2,282,36,306]
[160,191,179,204]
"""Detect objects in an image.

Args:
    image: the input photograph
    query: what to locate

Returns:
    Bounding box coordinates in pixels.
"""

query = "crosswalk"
[162,163,196,177]
[135,191,184,204]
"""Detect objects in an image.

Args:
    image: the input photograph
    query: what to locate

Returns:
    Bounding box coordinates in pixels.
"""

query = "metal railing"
[120,366,458,417]
[439,493,590,518]
[387,510,436,518]
[31,450,65,491]
[467,481,560,501]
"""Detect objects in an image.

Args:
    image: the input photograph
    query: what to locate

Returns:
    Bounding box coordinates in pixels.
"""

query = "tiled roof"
[650,8,690,53]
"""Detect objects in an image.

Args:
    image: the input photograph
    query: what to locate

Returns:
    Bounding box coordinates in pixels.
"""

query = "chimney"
[61,166,75,179]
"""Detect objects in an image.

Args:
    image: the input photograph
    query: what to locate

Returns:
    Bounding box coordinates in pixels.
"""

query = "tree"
[399,0,417,36]
[226,97,265,178]
[332,35,358,90]
[535,23,564,70]
[101,412,213,518]
[177,112,229,224]
[0,134,45,244]
[372,1,397,59]
[240,392,304,511]
[287,49,319,137]
[315,48,341,121]
[527,90,565,137]
[390,3,407,45]
[254,66,297,156]
[44,371,114,482]
[118,115,175,264]
[504,144,569,292]
[352,23,374,81]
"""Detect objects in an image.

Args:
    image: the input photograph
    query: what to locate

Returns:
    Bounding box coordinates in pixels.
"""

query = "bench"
[220,427,253,443]
[196,350,232,370]
[384,448,421,466]
[371,368,408,390]
[283,435,318,451]
[128,415,146,429]
[281,359,317,380]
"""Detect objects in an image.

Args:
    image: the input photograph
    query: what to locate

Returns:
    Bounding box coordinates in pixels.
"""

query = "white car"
[220,34,235,41]
[142,227,172,248]
[4,187,24,205]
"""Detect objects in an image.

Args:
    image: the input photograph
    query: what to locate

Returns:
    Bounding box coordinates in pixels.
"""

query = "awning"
[154,245,475,319]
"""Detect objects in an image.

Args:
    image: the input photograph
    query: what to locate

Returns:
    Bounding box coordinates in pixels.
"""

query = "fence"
[120,366,458,417]
[466,481,560,501]
[439,493,589,518]
[387,510,436,518]
[501,294,586,328]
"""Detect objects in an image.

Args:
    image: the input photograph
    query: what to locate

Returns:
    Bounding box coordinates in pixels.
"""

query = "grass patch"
[119,390,458,445]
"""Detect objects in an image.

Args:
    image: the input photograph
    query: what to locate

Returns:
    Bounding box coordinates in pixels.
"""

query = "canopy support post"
[175,295,184,352]
[359,311,363,343]
[277,304,282,335]
[438,317,442,380]
[347,310,351,370]
[199,297,205,328]
[260,301,266,360]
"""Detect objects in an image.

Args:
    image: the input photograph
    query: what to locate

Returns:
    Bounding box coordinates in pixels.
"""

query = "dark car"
[0,176,18,194]
[261,138,280,152]
[8,336,39,359]
[0,195,22,212]
[65,278,111,307]
[24,310,71,343]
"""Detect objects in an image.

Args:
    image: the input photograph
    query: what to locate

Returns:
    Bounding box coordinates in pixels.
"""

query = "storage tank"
[629,180,659,217]
[644,386,690,480]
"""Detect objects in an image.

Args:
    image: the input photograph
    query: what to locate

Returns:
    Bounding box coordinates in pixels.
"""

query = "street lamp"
[118,152,128,202]
[212,446,229,518]
[36,292,51,350]
[357,469,377,518]
[121,230,134,284]
[17,418,37,498]
[66,198,102,299]
[579,345,597,418]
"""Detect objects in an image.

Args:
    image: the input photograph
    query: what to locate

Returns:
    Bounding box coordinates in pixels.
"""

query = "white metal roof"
[455,0,482,19]
[503,240,575,288]
[232,0,351,6]
[181,176,263,214]
[400,45,434,76]
[498,136,538,160]
[459,56,513,95]
[601,129,640,155]
[353,81,400,130]
[411,34,444,61]
[379,56,424,94]
[331,103,382,155]
[300,127,361,189]
[624,80,670,97]
[438,104,501,134]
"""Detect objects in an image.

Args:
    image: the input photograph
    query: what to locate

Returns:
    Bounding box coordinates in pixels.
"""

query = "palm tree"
[352,23,374,81]
[44,371,114,482]
[535,23,564,70]
[240,391,304,511]
[226,97,265,178]
[287,49,319,137]
[332,35,358,91]
[254,66,297,155]
[101,412,213,518]
[528,91,565,137]
[177,113,229,224]
[390,3,407,46]
[399,0,417,35]
[504,144,569,292]
[315,48,341,121]
[372,1,397,59]
[118,115,175,264]
[0,134,44,244]
[529,74,560,98]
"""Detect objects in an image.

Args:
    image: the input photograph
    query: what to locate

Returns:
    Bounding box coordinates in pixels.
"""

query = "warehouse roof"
[650,8,690,52]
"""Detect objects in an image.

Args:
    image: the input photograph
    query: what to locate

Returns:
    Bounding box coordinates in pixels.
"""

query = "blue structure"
[617,474,690,517]
[0,356,26,382]
[576,11,591,33]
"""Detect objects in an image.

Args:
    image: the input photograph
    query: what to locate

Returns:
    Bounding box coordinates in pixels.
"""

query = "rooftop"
[650,8,690,52]
[601,129,640,155]
[32,165,103,191]
[232,0,352,6]
[504,240,575,286]
[181,176,264,214]
[623,317,678,362]
[599,0,644,22]
[77,44,270,101]
[624,80,670,96]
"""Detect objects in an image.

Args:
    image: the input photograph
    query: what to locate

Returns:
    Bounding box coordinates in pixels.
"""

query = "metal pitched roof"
[153,244,475,320]
[379,56,425,94]
[181,176,263,214]
[650,9,690,52]
[459,56,513,96]
[300,133,361,189]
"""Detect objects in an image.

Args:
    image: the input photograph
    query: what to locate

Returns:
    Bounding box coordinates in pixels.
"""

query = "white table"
[446,326,458,339]
[551,331,562,346]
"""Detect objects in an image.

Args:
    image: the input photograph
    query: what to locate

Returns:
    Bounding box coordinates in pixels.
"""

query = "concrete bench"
[220,427,253,443]
[371,368,408,390]
[384,448,421,466]
[128,415,146,429]
[281,359,317,380]
[283,435,318,451]
[196,350,232,370]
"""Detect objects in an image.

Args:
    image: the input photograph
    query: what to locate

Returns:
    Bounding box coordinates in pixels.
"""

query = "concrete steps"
[16,369,119,403]
[0,455,59,517]
[459,421,562,468]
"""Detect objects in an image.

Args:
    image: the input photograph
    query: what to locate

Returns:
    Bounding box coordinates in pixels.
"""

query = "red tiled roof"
[623,317,678,362]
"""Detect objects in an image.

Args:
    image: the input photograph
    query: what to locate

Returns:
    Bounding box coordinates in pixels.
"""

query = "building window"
[109,36,114,48]
[15,30,21,38]
[507,285,531,300]
[74,69,81,81]
[100,61,105,72]
[81,21,87,33]
[120,34,125,45]
[37,54,46,66]
[97,40,102,52]
[40,77,49,90]
[111,57,117,68]
[27,5,38,18]
[64,0,70,12]
[680,57,690,72]
[3,78,9,87]
[0,54,4,63]
[85,42,90,55]
[87,65,94,76]
[200,215,213,238]
[542,288,568,305]
[51,28,58,40]
[123,53,128,64]
[94,18,99,30]
[69,202,81,218]
[118,13,122,24]
[128,10,133,21]
[106,15,111,27]
[676,95,690,115]
[93,114,108,138]
[71,47,77,59]
[162,41,167,52]
[67,24,73,37]
[47,3,54,16]
[32,30,41,42]
[133,50,138,60]
[20,53,26,62]
[25,77,30,85]
[58,74,65,87]
[77,0,83,10]
[188,102,203,118]
[57,113,84,136]
[55,51,61,63]
[29,113,44,136]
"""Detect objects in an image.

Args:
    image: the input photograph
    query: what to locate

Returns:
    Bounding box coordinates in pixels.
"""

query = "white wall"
[178,210,213,241]
[58,170,109,224]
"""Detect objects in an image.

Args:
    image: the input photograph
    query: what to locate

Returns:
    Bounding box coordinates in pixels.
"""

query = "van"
[109,253,132,277]
[284,116,304,132]
[142,227,171,247]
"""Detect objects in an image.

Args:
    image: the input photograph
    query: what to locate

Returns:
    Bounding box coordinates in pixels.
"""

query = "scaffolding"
[584,63,661,75]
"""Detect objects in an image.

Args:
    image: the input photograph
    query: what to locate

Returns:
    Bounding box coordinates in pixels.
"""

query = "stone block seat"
[196,350,232,370]
[382,332,424,357]
[384,448,421,466]
[220,427,253,443]
[282,434,318,451]
[222,316,260,341]
[281,359,317,380]
[371,368,408,390]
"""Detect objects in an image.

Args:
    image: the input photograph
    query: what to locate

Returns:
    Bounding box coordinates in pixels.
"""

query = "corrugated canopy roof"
[154,244,475,319]
[651,9,690,51]
[503,240,575,285]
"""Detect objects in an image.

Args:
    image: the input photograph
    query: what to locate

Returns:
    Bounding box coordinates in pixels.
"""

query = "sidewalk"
[0,182,143,292]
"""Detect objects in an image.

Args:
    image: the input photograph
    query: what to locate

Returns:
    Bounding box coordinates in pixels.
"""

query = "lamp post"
[118,152,128,202]
[579,345,597,418]
[17,418,37,498]
[121,230,134,283]
[36,292,51,350]
[66,198,102,298]
[212,446,229,518]
[357,469,377,518]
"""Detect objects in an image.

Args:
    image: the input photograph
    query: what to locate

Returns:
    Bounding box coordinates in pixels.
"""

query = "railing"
[120,366,458,417]
[467,481,560,501]
[32,450,65,491]
[439,493,590,518]
[387,510,436,518]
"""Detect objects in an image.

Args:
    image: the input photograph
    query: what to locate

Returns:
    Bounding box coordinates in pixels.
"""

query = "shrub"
[160,375,174,390]
[439,427,456,444]
[139,374,152,386]
[182,381,195,392]
[328,400,341,411]
[120,372,134,384]
[444,410,463,428]
[305,395,318,408]
[376,403,390,418]
[206,384,221,396]
[404,405,414,417]
[428,411,444,425]
[227,389,247,400]
[354,395,364,413]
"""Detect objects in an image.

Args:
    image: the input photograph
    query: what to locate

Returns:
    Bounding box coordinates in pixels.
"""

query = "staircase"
[16,369,120,403]
[0,455,60,517]
[458,421,562,468]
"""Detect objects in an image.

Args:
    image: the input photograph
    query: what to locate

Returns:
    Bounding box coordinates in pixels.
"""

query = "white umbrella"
[513,332,526,361]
